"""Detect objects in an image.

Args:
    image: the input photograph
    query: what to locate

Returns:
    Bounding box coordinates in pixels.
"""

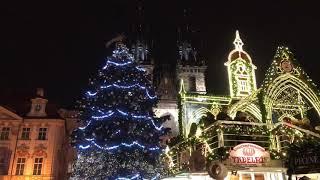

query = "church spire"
[130,0,150,64]
[176,8,206,94]
[136,2,144,40]
[233,30,244,51]
[177,8,202,65]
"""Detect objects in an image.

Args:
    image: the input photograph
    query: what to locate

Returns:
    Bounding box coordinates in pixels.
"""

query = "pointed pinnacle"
[233,30,244,51]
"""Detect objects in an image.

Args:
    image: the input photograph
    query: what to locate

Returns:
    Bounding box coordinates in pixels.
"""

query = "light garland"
[86,91,97,96]
[92,111,115,119]
[165,146,175,168]
[79,140,160,151]
[111,48,134,60]
[78,120,91,130]
[78,109,163,131]
[72,42,165,180]
[103,59,146,72]
[103,60,133,69]
[116,174,139,180]
[136,66,146,72]
[86,83,157,100]
[115,173,160,180]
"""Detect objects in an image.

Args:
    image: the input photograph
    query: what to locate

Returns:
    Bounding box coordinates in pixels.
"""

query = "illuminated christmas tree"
[71,39,168,179]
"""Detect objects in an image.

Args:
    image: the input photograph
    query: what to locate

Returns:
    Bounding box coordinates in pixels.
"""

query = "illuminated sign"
[229,143,270,166]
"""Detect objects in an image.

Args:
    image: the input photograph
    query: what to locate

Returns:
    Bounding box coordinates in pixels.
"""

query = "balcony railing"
[165,120,320,176]
[202,120,271,152]
[166,120,271,175]
[273,122,320,151]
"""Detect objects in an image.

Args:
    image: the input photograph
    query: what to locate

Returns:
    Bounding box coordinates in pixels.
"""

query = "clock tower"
[27,88,48,117]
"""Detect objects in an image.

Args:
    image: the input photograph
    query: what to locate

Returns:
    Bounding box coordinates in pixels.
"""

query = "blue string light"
[86,83,156,99]
[113,83,138,89]
[102,57,145,72]
[111,49,134,60]
[116,174,140,180]
[117,109,128,116]
[115,173,160,180]
[92,111,115,120]
[103,60,133,69]
[135,66,146,72]
[79,145,90,149]
[100,85,112,89]
[78,120,91,130]
[78,109,163,131]
[87,91,97,96]
[79,139,160,151]
[75,45,164,180]
[151,174,160,180]
[145,90,156,99]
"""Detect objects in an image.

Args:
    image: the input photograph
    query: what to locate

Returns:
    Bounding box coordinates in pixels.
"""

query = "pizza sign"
[229,143,270,166]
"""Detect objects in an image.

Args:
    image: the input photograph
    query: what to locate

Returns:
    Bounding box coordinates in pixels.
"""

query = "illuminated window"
[33,158,43,175]
[240,80,248,91]
[0,127,10,140]
[15,158,26,175]
[21,128,31,140]
[38,128,47,140]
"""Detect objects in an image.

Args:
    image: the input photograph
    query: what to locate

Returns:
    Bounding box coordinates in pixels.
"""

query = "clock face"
[281,60,293,73]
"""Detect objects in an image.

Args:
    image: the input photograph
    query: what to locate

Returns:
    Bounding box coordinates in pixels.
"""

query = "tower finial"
[233,30,244,51]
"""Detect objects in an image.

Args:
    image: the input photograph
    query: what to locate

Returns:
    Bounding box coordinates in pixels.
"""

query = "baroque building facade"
[0,89,77,180]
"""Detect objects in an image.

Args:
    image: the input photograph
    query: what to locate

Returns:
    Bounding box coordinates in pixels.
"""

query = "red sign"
[229,143,270,166]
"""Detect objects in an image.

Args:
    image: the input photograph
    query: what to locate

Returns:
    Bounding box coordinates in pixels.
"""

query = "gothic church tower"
[130,4,154,82]
[176,9,207,94]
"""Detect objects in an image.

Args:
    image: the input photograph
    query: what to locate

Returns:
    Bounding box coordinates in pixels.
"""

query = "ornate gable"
[0,106,22,120]
[261,46,320,123]
[261,46,318,92]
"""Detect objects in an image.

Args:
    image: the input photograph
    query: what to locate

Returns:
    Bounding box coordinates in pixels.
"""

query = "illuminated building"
[138,31,320,179]
[0,89,77,180]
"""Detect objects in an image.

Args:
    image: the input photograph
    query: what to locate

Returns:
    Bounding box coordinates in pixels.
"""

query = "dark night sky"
[1,1,320,108]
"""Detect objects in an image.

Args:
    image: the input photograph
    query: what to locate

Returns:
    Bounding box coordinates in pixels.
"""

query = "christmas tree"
[71,39,168,179]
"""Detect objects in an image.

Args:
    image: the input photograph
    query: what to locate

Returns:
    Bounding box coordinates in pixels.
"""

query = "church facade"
[131,31,320,179]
